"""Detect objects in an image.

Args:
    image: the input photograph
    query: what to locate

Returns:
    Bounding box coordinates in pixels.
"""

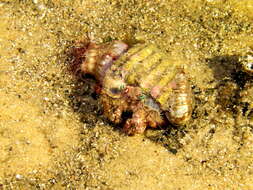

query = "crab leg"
[123,108,147,135]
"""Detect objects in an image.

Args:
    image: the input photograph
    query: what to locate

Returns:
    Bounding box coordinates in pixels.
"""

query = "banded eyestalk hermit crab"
[71,40,194,135]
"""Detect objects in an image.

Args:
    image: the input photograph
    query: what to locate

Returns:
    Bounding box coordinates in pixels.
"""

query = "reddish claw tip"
[68,41,90,76]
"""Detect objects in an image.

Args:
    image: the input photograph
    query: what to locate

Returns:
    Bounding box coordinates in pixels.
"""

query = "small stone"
[15,174,23,180]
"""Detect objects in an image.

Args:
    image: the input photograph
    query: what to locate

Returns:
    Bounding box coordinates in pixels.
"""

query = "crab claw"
[111,107,123,124]
[123,110,147,135]
[102,99,123,124]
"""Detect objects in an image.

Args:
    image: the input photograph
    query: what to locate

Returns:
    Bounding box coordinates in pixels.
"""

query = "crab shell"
[75,41,194,135]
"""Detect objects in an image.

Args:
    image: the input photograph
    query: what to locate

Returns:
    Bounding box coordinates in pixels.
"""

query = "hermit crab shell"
[80,41,128,82]
[165,71,193,125]
[106,43,194,125]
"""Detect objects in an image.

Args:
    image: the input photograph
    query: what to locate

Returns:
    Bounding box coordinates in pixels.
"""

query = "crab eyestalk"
[80,41,128,83]
[103,74,127,99]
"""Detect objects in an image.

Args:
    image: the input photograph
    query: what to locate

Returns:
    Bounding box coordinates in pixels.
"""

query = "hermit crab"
[70,40,194,135]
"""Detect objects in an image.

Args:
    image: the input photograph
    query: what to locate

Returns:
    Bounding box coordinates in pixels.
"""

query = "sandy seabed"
[0,0,253,189]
